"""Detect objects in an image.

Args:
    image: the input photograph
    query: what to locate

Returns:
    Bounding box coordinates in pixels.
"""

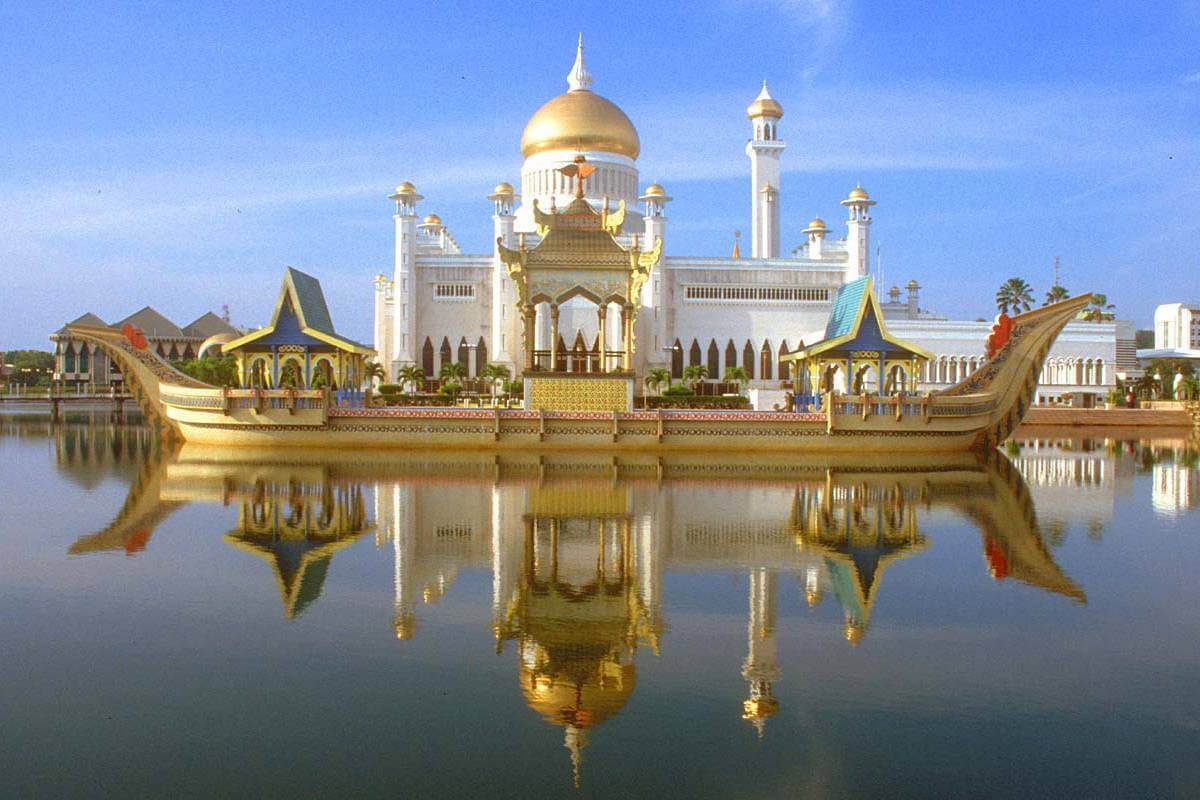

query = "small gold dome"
[847,186,870,201]
[395,181,417,195]
[521,89,640,160]
[806,218,827,230]
[643,183,666,197]
[747,81,784,119]
[492,181,515,196]
[422,213,442,226]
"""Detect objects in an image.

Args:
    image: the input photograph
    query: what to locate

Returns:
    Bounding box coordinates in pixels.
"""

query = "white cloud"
[1182,71,1200,84]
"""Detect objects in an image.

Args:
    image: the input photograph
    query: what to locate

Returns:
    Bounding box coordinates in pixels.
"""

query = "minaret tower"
[388,181,423,379]
[639,182,671,365]
[741,568,781,738]
[745,82,785,258]
[490,182,518,369]
[803,218,828,259]
[841,185,876,282]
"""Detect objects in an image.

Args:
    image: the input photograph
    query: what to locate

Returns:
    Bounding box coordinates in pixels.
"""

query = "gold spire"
[747,80,784,119]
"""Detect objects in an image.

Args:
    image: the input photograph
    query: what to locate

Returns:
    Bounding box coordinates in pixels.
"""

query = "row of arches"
[919,355,986,386]
[243,355,346,390]
[420,336,490,378]
[1040,358,1106,387]
[670,338,791,381]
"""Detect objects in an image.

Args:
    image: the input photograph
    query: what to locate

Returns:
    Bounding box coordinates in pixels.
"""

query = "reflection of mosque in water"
[69,439,1106,787]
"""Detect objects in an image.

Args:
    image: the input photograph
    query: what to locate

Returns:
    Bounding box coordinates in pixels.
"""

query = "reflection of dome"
[519,658,637,729]
[742,695,780,724]
[805,588,824,607]
[844,620,867,645]
[394,610,417,640]
[521,90,640,160]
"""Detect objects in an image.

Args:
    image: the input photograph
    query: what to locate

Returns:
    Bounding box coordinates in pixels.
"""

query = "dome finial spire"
[567,33,593,92]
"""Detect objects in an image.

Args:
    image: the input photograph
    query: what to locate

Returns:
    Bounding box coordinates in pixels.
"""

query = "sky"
[1,0,1197,349]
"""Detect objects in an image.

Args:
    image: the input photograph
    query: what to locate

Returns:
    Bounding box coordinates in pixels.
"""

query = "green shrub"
[646,395,751,410]
[662,382,694,397]
[378,383,401,395]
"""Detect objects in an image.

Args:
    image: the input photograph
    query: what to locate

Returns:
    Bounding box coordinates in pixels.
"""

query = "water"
[2,409,1198,799]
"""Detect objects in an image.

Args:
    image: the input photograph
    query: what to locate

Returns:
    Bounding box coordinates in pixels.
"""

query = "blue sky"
[1,0,1197,349]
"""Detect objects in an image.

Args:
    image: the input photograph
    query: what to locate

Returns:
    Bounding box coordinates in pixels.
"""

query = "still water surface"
[2,410,1199,799]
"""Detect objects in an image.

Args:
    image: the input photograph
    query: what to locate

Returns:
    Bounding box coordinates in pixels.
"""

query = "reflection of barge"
[64,293,1090,452]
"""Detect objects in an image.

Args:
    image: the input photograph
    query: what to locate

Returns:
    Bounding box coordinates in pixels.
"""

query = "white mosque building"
[373,38,1129,402]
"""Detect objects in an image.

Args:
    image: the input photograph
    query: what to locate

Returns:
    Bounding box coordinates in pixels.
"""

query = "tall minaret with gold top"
[746,82,784,258]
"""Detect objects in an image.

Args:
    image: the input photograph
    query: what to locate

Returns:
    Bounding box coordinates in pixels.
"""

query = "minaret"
[841,185,876,282]
[388,181,423,380]
[803,218,828,259]
[745,82,784,258]
[741,568,781,738]
[490,182,518,369]
[639,182,671,365]
[372,273,392,377]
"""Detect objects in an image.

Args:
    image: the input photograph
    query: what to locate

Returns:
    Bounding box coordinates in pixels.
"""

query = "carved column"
[522,305,535,371]
[622,304,634,372]
[597,304,608,373]
[550,304,560,372]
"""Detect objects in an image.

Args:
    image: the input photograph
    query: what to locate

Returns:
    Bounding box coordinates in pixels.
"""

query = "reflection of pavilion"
[225,479,371,618]
[790,479,927,644]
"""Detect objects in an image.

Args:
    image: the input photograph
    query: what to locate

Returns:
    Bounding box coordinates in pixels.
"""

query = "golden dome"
[521,89,640,160]
[491,181,515,196]
[747,81,784,119]
[805,217,827,230]
[422,213,442,226]
[844,621,867,645]
[847,186,870,201]
[395,181,417,195]
[643,183,666,197]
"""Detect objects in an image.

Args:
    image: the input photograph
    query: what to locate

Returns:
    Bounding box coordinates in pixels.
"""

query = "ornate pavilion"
[222,267,372,390]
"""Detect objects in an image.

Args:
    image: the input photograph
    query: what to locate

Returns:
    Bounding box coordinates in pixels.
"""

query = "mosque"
[372,37,1130,403]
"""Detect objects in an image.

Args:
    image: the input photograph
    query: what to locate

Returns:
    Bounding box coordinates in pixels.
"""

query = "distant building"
[1137,302,1200,367]
[50,307,239,388]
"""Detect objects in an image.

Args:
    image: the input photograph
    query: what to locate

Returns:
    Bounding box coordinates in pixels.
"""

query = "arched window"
[458,337,470,375]
[671,339,684,380]
[707,340,719,377]
[743,340,756,379]
[689,339,701,367]
[760,340,773,381]
[725,340,737,372]
[1095,359,1105,385]
[439,337,453,373]
[422,337,435,377]
[78,344,89,373]
[65,347,76,373]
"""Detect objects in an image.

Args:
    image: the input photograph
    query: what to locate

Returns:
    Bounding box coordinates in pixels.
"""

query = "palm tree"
[398,364,425,395]
[682,363,708,389]
[996,277,1034,315]
[644,367,670,397]
[363,359,387,389]
[438,361,466,387]
[1080,293,1115,322]
[723,366,749,393]
[1043,284,1070,305]
[481,363,510,403]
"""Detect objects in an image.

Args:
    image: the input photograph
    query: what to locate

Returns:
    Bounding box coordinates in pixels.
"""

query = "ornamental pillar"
[550,304,561,372]
[622,304,634,372]
[597,305,608,373]
[522,305,536,371]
